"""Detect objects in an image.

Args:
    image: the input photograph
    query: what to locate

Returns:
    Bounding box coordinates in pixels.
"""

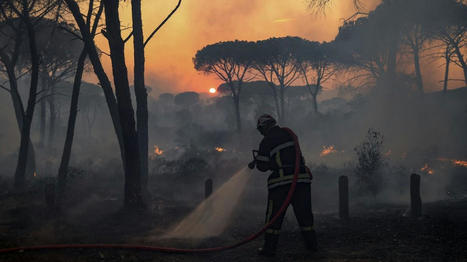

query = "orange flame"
[320,145,337,157]
[452,160,467,168]
[154,145,164,156]
[420,163,434,175]
[215,147,226,152]
[438,158,467,168]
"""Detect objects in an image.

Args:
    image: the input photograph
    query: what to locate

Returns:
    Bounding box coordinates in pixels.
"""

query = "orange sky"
[85,0,462,96]
[86,0,370,95]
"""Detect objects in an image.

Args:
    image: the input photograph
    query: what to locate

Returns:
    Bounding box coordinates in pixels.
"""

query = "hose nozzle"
[248,160,256,169]
[248,149,259,169]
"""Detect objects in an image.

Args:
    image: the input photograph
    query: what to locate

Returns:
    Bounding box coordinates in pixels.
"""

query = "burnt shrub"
[177,156,209,182]
[354,128,384,197]
[149,145,210,183]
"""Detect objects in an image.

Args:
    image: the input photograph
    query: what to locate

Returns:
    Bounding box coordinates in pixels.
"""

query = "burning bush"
[354,128,384,198]
[320,145,337,157]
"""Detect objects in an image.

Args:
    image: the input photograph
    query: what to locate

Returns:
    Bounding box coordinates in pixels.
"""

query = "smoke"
[0,92,19,155]
[0,92,20,177]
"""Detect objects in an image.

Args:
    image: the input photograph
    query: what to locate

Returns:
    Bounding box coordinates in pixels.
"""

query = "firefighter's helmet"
[256,114,277,135]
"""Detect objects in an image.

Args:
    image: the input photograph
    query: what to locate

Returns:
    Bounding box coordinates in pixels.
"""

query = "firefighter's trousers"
[263,182,316,252]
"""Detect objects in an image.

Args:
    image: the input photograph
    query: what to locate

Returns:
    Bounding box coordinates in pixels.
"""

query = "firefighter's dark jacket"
[256,126,311,189]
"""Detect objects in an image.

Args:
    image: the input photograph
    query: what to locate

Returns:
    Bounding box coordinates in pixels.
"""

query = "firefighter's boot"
[258,233,279,257]
[302,229,318,252]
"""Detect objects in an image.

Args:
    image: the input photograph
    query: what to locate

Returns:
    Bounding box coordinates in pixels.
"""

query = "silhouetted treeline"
[194,0,466,130]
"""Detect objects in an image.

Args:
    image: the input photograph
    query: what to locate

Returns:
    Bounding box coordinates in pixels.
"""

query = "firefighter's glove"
[248,160,256,169]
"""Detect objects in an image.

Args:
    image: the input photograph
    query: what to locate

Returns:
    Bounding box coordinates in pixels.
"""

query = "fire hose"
[0,127,310,254]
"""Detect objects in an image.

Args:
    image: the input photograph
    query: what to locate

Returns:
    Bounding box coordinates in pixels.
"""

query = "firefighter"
[249,114,317,257]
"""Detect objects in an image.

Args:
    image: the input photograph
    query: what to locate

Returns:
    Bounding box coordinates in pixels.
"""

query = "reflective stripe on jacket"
[255,126,311,189]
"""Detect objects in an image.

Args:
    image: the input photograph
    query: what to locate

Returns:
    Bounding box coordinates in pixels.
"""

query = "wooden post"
[205,178,213,199]
[339,176,349,220]
[410,173,422,217]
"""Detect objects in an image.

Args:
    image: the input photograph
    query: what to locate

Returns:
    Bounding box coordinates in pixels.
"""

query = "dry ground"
[0,189,466,262]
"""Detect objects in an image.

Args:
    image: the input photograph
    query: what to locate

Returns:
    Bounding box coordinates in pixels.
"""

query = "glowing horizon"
[84,0,365,95]
[82,0,464,97]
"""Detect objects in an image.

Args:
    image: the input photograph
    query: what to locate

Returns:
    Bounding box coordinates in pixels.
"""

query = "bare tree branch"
[90,0,104,37]
[59,24,83,40]
[0,83,10,92]
[143,0,181,47]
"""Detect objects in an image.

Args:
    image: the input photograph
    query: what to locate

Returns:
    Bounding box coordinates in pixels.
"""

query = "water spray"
[158,167,251,239]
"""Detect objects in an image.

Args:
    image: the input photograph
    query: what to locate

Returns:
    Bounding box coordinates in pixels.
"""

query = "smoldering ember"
[0,0,466,261]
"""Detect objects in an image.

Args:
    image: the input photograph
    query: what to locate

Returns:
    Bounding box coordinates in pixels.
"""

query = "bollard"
[205,178,213,199]
[339,175,349,220]
[410,173,422,217]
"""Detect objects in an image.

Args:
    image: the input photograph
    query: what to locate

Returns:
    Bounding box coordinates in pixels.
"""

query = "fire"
[154,145,164,156]
[320,145,337,157]
[438,158,467,168]
[452,160,467,168]
[420,163,434,175]
[215,147,226,152]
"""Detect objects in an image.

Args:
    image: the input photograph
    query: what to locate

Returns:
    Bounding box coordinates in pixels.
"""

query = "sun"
[209,87,217,94]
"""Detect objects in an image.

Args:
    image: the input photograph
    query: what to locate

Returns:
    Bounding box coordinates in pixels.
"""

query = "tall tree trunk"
[453,45,467,86]
[413,48,424,93]
[6,65,36,180]
[233,95,241,132]
[313,77,322,114]
[104,0,143,209]
[39,76,47,148]
[14,14,40,190]
[312,94,318,114]
[443,46,450,94]
[267,82,281,120]
[64,0,126,168]
[57,49,86,204]
[131,0,149,197]
[279,83,285,123]
[48,93,56,148]
[228,82,242,132]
